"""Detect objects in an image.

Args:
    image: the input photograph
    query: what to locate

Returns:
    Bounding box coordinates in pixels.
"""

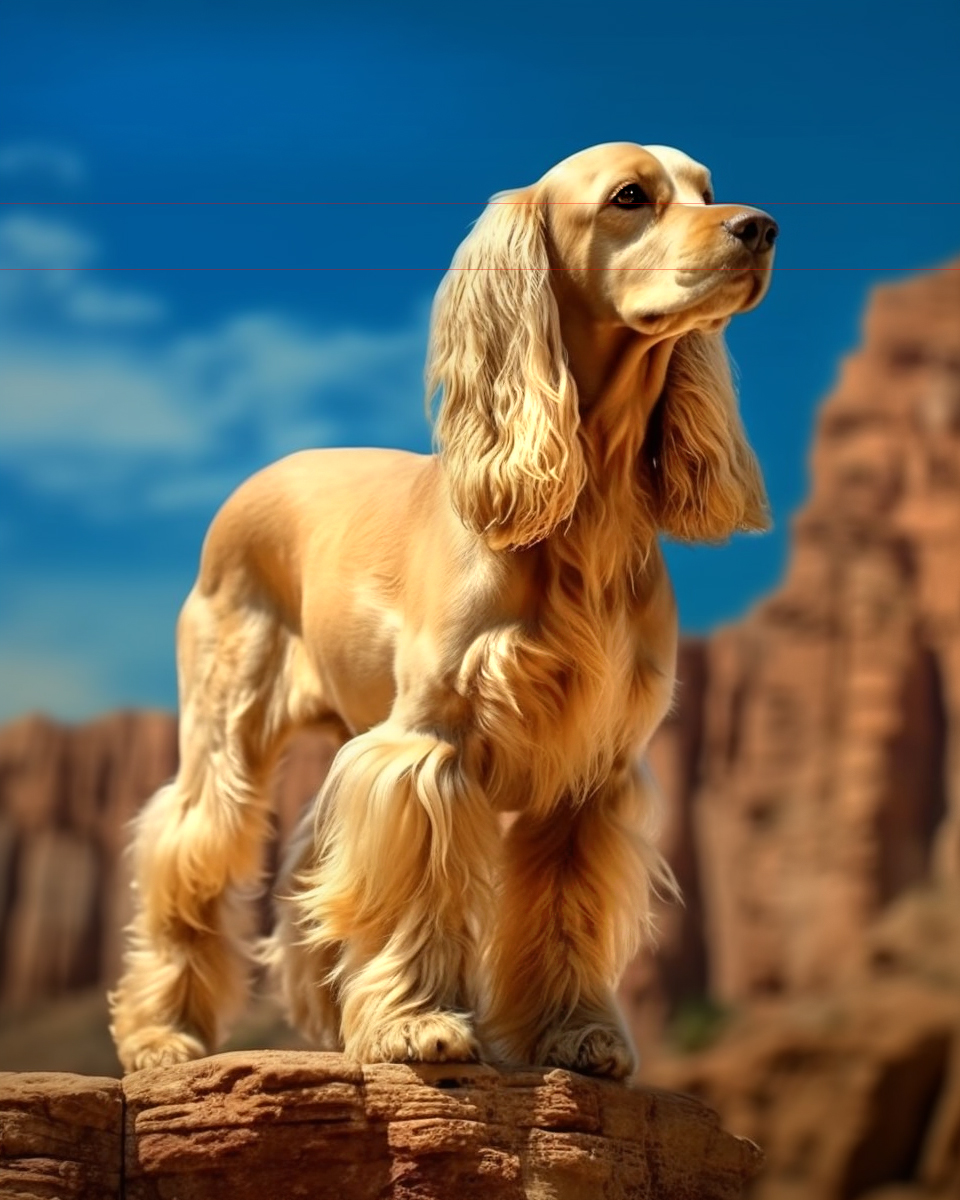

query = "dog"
[110,142,775,1078]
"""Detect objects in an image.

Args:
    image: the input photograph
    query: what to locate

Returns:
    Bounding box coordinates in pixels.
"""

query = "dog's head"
[428,142,775,549]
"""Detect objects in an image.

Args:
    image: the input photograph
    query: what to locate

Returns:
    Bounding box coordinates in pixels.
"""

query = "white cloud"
[0,142,86,187]
[0,309,429,506]
[0,346,198,452]
[0,203,431,511]
[174,314,417,405]
[0,651,114,724]
[169,312,427,456]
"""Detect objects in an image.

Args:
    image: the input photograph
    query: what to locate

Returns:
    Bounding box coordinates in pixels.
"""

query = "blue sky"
[1,0,958,722]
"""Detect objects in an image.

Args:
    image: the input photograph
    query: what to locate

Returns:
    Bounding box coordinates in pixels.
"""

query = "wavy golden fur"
[110,142,775,1077]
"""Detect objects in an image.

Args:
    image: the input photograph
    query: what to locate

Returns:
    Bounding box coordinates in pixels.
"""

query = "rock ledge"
[0,1049,762,1198]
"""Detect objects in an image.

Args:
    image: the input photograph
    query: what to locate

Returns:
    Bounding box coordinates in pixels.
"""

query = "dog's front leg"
[289,721,499,1063]
[484,764,673,1078]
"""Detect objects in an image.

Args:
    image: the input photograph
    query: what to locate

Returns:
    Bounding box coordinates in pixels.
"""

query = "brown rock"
[633,261,960,1200]
[0,1070,122,1200]
[620,639,711,1055]
[122,1050,762,1199]
[3,830,100,1007]
[0,711,179,1005]
[0,695,706,1057]
[650,979,959,1200]
[0,1053,763,1199]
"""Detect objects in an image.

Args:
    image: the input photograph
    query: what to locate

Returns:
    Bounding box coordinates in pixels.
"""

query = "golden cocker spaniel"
[110,142,776,1078]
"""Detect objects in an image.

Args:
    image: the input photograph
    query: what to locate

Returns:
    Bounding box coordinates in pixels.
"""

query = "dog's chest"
[466,588,674,810]
[559,603,673,749]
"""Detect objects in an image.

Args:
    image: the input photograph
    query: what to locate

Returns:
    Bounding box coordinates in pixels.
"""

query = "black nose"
[723,211,779,253]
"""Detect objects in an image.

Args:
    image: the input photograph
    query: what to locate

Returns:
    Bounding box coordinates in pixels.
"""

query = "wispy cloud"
[1,201,434,720]
[0,141,87,187]
[0,345,199,454]
[0,211,95,266]
[65,281,167,325]
[0,211,166,327]
[0,211,432,513]
[0,650,118,724]
[0,310,429,509]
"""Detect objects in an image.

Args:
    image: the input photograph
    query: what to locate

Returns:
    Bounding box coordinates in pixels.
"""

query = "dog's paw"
[116,1026,207,1073]
[540,1019,637,1080]
[358,1010,480,1064]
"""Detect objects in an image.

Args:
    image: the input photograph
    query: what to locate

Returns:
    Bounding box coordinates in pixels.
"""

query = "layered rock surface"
[0,1069,121,1200]
[0,1051,762,1199]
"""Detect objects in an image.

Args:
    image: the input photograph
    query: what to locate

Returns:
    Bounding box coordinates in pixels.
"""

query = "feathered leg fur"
[280,721,501,1063]
[109,770,270,1071]
[484,764,674,1079]
[109,594,307,1071]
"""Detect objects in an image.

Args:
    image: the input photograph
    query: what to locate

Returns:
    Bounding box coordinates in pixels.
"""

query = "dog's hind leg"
[109,588,324,1072]
[267,799,344,1049]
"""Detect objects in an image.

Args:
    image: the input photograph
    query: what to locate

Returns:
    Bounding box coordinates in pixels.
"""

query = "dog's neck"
[562,320,677,417]
[517,320,672,742]
[558,315,679,462]
[562,318,678,526]
[536,316,678,591]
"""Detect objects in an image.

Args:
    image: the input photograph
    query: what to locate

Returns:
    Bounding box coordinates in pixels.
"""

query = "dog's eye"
[611,183,651,209]
[702,189,714,205]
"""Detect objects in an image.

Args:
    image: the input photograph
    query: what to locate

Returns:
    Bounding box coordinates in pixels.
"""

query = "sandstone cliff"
[0,713,340,1007]
[0,645,710,1052]
[647,884,960,1200]
[691,260,960,1002]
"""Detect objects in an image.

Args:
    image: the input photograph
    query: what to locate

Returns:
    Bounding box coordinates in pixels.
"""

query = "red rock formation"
[638,258,960,1200]
[693,260,960,1002]
[0,1069,122,1199]
[621,639,710,1049]
[0,690,708,1048]
[0,712,177,1005]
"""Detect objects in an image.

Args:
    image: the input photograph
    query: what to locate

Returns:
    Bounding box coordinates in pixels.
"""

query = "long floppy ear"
[648,329,770,540]
[426,189,586,550]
